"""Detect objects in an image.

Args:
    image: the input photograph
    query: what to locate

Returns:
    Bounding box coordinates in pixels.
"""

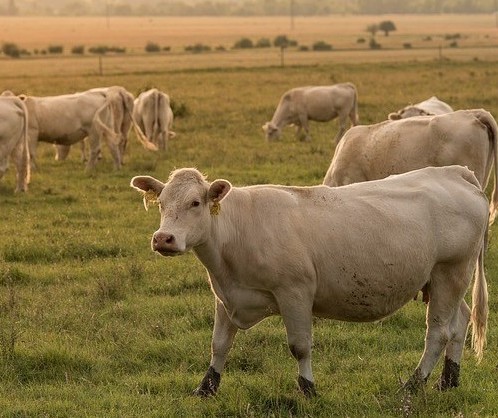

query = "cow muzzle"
[151,231,184,256]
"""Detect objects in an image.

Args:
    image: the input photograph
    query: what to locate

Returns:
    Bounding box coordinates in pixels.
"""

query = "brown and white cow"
[131,165,488,396]
[262,83,359,144]
[388,96,453,120]
[324,109,498,224]
[0,95,30,192]
[21,86,156,170]
[133,88,175,151]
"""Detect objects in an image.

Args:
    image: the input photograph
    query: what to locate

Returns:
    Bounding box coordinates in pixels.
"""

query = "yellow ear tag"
[143,190,159,211]
[210,201,221,216]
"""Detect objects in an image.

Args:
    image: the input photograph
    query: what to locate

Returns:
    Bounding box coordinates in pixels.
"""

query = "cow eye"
[191,200,200,207]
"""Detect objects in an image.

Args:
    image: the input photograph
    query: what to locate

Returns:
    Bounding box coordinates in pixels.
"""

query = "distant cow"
[54,86,137,163]
[0,95,30,192]
[262,83,359,144]
[20,86,156,170]
[133,88,175,151]
[131,165,488,396]
[388,96,453,120]
[324,109,498,224]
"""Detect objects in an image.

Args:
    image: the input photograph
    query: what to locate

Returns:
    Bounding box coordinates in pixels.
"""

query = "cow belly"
[220,287,279,330]
[38,128,87,145]
[312,262,431,322]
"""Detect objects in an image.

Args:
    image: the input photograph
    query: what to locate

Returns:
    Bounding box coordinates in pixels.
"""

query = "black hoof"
[298,375,316,397]
[192,366,221,397]
[402,369,427,395]
[434,357,460,391]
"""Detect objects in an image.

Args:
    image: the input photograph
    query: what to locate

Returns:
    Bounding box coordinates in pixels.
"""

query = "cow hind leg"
[404,263,472,394]
[435,301,470,390]
[278,294,315,396]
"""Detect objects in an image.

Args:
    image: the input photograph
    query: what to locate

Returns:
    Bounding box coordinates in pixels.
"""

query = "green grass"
[1,57,498,417]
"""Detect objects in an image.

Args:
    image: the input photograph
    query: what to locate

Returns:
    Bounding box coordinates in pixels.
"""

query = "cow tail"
[123,91,158,152]
[471,226,489,362]
[348,82,359,125]
[93,101,120,144]
[17,98,31,188]
[153,90,160,143]
[480,110,498,225]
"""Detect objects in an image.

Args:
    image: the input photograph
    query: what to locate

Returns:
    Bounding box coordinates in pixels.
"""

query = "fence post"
[99,55,103,76]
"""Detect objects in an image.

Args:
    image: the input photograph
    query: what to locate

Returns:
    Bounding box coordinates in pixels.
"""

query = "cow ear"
[208,179,232,203]
[130,176,164,211]
[388,112,401,120]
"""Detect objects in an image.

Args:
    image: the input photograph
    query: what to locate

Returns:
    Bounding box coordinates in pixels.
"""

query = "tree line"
[1,0,497,16]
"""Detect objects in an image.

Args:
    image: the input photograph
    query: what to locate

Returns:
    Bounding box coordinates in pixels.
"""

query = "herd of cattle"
[2,79,497,397]
[131,82,496,396]
[0,86,175,192]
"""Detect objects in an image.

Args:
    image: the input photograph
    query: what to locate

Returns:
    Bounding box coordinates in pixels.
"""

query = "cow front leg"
[193,298,238,397]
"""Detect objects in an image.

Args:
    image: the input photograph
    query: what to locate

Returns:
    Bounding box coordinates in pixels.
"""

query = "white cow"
[323,109,498,224]
[262,83,359,144]
[133,88,175,151]
[131,165,488,396]
[388,96,453,120]
[21,86,156,170]
[0,95,30,192]
[54,86,136,162]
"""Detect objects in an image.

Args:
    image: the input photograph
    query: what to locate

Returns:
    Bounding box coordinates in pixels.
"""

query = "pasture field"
[1,15,498,418]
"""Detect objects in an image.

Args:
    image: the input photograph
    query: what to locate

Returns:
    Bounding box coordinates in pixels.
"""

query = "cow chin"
[155,248,184,257]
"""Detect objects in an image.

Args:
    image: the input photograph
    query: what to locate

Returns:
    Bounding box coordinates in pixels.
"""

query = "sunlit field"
[0,14,498,417]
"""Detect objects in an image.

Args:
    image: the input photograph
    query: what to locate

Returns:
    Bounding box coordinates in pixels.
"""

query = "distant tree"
[273,35,290,48]
[233,37,253,49]
[2,42,20,58]
[255,38,271,48]
[145,42,161,53]
[71,45,85,55]
[379,20,396,36]
[47,45,63,54]
[312,40,333,51]
[366,24,379,37]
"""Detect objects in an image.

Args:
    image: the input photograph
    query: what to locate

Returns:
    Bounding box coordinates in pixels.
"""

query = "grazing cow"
[388,96,453,120]
[131,165,488,396]
[21,86,156,170]
[0,95,30,192]
[324,109,498,224]
[133,88,176,151]
[262,82,359,144]
[54,86,136,162]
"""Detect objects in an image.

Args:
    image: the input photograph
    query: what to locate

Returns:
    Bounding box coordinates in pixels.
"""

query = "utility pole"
[290,0,295,31]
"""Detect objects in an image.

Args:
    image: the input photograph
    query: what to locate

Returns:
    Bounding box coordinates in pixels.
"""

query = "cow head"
[262,122,281,141]
[131,168,232,256]
[388,106,433,120]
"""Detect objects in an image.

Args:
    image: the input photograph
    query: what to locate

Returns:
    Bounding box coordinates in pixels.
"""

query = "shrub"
[449,41,458,48]
[312,40,332,51]
[145,42,161,53]
[2,42,21,58]
[71,45,85,55]
[185,43,211,53]
[369,38,381,49]
[357,37,366,44]
[233,37,253,49]
[162,46,171,52]
[255,38,271,48]
[298,45,309,51]
[89,46,108,54]
[48,45,63,54]
[403,43,412,49]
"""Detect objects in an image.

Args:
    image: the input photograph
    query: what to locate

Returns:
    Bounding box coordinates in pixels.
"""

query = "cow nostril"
[165,235,174,244]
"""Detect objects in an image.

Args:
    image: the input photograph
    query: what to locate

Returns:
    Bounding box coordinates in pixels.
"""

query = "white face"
[153,180,210,256]
[263,122,281,140]
[400,106,427,118]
